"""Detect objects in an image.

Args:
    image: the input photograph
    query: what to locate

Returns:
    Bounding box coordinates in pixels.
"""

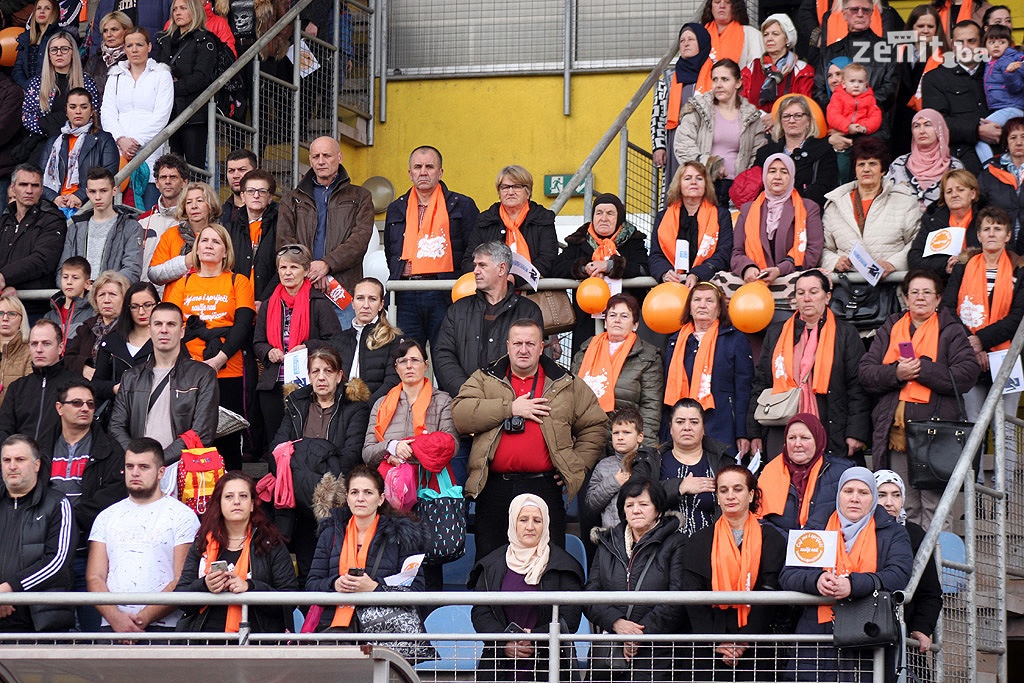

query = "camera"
[503,416,526,433]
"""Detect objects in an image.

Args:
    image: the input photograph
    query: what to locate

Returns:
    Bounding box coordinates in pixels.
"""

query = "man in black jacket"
[0,320,83,443]
[227,169,279,304]
[0,434,76,632]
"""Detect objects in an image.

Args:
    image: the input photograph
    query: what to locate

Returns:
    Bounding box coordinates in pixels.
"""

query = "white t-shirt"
[89,495,200,627]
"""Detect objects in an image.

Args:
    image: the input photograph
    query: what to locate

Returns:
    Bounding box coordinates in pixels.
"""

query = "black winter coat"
[942,260,1024,357]
[759,454,854,536]
[753,137,838,209]
[921,63,987,174]
[462,201,559,278]
[384,183,479,280]
[154,28,219,124]
[0,72,27,179]
[227,201,280,301]
[0,361,83,442]
[909,204,982,281]
[175,530,298,633]
[253,287,343,392]
[904,520,943,638]
[979,161,1024,253]
[38,129,119,203]
[92,332,154,402]
[337,318,402,404]
[750,314,871,459]
[648,205,733,282]
[0,198,66,295]
[271,380,370,476]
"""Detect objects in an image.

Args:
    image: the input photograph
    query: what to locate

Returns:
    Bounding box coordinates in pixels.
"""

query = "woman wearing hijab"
[886,109,965,212]
[722,153,823,304]
[779,467,913,682]
[756,413,853,535]
[468,494,585,682]
[651,23,712,195]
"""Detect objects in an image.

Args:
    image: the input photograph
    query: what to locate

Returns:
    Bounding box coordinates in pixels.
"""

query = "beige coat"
[821,180,922,272]
[362,386,458,467]
[673,92,766,174]
[0,336,31,407]
[452,355,608,500]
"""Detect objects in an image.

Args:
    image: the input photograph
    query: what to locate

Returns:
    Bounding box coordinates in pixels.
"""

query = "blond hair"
[39,32,86,113]
[188,223,236,272]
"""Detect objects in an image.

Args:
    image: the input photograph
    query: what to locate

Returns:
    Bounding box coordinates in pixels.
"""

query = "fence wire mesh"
[623,141,660,252]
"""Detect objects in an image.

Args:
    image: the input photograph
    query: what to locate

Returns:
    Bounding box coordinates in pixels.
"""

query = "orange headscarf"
[330,514,380,628]
[817,512,878,623]
[958,251,1015,351]
[770,311,837,396]
[656,200,720,271]
[577,332,637,412]
[374,378,432,441]
[500,204,532,262]
[711,512,763,628]
[202,530,252,633]
[401,185,453,275]
[882,312,941,403]
[664,320,719,408]
[744,191,808,270]
[696,20,746,94]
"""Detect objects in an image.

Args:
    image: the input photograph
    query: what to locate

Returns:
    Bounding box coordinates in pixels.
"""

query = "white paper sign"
[786,529,839,568]
[849,242,883,287]
[674,239,690,272]
[286,39,321,78]
[384,554,425,587]
[510,254,541,291]
[988,349,1024,395]
[284,348,309,387]
[592,278,623,320]
[921,227,967,258]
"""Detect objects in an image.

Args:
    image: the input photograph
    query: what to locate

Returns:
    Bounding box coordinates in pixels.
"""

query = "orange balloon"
[770,94,827,139]
[729,281,775,333]
[642,282,690,334]
[451,272,476,302]
[576,277,611,315]
[0,27,23,68]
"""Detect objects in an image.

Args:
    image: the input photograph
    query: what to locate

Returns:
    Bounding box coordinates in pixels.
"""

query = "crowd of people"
[0,0,1020,679]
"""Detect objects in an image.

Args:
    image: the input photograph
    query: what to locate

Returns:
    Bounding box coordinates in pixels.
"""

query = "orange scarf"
[882,313,940,403]
[818,0,883,44]
[757,454,824,527]
[374,378,432,441]
[577,332,637,412]
[331,514,380,628]
[818,512,878,623]
[656,200,720,271]
[959,251,1015,350]
[745,191,808,270]
[664,320,719,408]
[938,0,973,33]
[906,49,943,111]
[711,512,763,628]
[950,209,972,229]
[589,225,621,262]
[667,74,684,130]
[401,185,452,275]
[696,20,746,94]
[989,165,1018,190]
[202,530,252,633]
[770,312,837,395]
[500,204,531,262]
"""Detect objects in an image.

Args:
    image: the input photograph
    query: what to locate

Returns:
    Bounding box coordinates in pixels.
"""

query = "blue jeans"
[334,303,355,330]
[395,289,450,356]
[978,107,1024,163]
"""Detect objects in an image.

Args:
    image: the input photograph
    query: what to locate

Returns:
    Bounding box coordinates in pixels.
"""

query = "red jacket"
[826,85,882,134]
[741,58,815,112]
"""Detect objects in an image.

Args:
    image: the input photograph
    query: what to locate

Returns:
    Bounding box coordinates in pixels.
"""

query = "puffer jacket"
[0,360,82,442]
[0,335,31,406]
[337,318,402,403]
[757,453,854,536]
[277,165,375,293]
[570,335,664,447]
[462,201,559,278]
[362,386,457,467]
[0,198,66,294]
[154,28,219,124]
[252,286,343,392]
[452,354,609,500]
[672,92,766,173]
[61,206,144,282]
[383,183,480,280]
[821,179,922,272]
[38,129,120,203]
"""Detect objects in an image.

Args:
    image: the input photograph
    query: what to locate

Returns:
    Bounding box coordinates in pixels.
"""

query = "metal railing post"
[872,646,885,681]
[618,126,627,201]
[292,17,302,186]
[331,0,341,142]
[207,101,217,187]
[378,0,387,123]
[966,475,979,681]
[548,604,560,683]
[252,54,261,154]
[562,0,571,116]
[995,409,1009,683]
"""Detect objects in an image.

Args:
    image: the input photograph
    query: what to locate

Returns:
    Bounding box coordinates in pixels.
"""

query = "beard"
[127,480,161,500]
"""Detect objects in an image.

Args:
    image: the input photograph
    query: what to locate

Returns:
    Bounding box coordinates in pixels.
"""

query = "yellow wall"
[338,72,655,216]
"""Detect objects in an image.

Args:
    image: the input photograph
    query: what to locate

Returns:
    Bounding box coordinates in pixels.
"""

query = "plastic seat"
[938,531,968,594]
[442,532,476,590]
[415,604,483,672]
[565,533,588,581]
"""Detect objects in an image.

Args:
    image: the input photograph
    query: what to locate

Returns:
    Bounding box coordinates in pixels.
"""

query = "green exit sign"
[544,174,586,197]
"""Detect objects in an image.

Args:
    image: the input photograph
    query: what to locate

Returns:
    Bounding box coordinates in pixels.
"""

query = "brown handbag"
[526,290,577,335]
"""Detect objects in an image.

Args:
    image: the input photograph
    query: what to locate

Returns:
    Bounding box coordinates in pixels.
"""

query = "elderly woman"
[0,295,31,408]
[253,243,343,448]
[874,470,943,656]
[148,181,220,287]
[750,271,870,461]
[723,153,823,302]
[822,137,922,278]
[23,31,100,139]
[887,109,964,212]
[752,94,837,208]
[63,271,130,382]
[572,294,664,446]
[697,0,763,88]
[649,161,732,288]
[779,467,913,682]
[584,478,687,682]
[675,59,766,200]
[554,193,650,355]
[462,165,558,278]
[469,494,585,682]
[979,117,1024,240]
[84,11,131,102]
[93,281,158,400]
[756,413,853,535]
[682,465,787,679]
[651,23,712,188]
[663,282,753,451]
[163,223,256,471]
[909,169,982,279]
[859,269,980,527]
[894,6,949,155]
[741,15,814,114]
[338,277,403,404]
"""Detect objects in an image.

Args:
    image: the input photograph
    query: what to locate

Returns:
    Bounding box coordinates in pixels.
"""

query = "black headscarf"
[675,23,712,84]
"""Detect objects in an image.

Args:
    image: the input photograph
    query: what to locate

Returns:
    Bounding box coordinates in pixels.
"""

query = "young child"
[44,256,93,343]
[585,408,654,528]
[980,24,1024,163]
[827,62,882,182]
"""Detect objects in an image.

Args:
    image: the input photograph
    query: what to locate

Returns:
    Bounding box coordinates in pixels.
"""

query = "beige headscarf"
[505,494,551,585]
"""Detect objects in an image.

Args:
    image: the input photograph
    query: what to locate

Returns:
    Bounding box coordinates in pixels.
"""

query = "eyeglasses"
[908,290,937,298]
[845,6,872,13]
[396,357,425,366]
[243,188,271,197]
[0,311,22,319]
[781,112,808,121]
[60,399,96,409]
[277,245,304,257]
[48,45,73,55]
[498,184,528,193]
[129,302,157,312]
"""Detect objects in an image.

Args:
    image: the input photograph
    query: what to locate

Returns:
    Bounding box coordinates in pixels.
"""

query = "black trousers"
[473,472,566,562]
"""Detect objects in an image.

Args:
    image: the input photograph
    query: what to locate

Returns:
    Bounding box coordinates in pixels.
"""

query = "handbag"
[588,550,657,674]
[526,290,577,335]
[355,603,437,663]
[416,467,466,565]
[754,387,801,426]
[829,273,902,331]
[832,573,901,649]
[177,431,225,515]
[904,370,971,490]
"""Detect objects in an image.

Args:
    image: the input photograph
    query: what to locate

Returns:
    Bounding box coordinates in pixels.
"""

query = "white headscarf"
[873,469,908,526]
[505,494,551,586]
[836,467,879,550]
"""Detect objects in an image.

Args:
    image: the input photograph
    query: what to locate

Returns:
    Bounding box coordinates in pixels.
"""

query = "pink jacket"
[826,85,882,135]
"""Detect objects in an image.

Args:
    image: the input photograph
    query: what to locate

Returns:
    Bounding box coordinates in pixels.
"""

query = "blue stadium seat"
[442,532,476,590]
[415,604,483,672]
[575,613,592,666]
[938,531,967,594]
[565,533,588,580]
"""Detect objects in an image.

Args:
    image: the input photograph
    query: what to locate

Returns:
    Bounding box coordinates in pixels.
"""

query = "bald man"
[277,136,374,328]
